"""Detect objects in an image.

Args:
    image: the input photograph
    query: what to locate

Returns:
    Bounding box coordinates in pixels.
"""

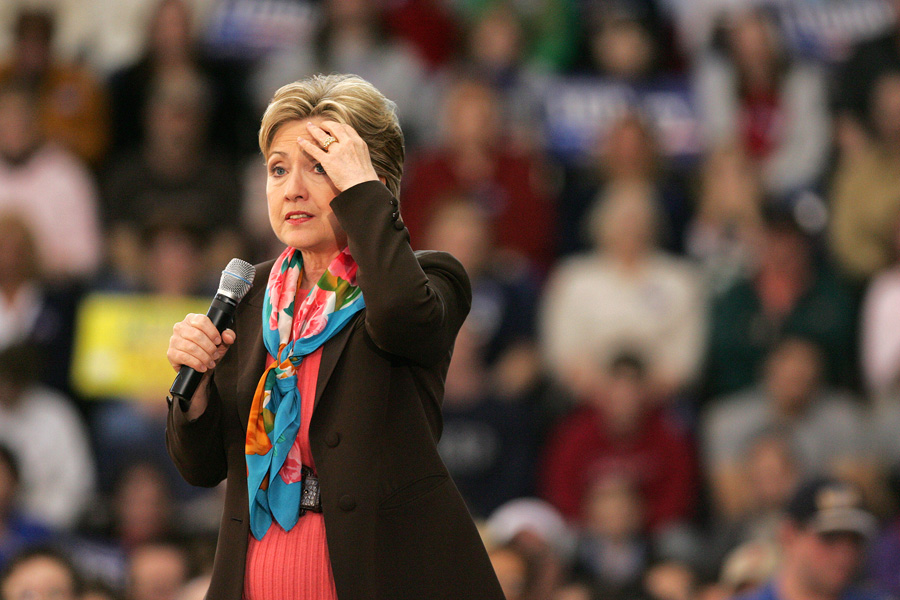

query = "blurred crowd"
[4,0,900,598]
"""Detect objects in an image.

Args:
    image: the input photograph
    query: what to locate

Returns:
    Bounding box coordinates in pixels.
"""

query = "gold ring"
[322,136,337,150]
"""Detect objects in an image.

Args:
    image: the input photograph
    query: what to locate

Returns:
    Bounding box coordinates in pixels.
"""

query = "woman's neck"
[300,249,341,289]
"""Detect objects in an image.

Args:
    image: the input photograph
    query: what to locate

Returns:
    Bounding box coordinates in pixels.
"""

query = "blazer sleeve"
[330,180,472,366]
[165,377,228,487]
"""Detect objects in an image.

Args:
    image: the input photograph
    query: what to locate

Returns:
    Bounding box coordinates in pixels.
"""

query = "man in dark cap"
[738,477,882,600]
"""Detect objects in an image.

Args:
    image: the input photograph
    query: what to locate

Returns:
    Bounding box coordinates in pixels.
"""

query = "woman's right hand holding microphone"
[167,313,236,419]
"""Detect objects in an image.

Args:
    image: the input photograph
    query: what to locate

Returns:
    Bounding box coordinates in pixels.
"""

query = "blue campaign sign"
[543,75,702,166]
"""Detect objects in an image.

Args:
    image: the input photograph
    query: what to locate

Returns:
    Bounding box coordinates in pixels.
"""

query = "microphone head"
[218,258,256,301]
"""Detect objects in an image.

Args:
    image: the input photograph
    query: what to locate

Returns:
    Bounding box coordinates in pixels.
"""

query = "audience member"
[424,199,542,400]
[643,560,697,600]
[704,430,799,573]
[831,69,900,281]
[125,541,189,600]
[833,0,900,156]
[572,474,651,599]
[694,7,830,196]
[685,145,764,297]
[558,111,690,257]
[401,75,557,270]
[0,343,95,530]
[0,546,82,600]
[438,321,541,518]
[705,212,857,398]
[540,182,705,400]
[0,84,102,282]
[861,216,900,400]
[446,4,551,149]
[0,9,109,166]
[254,0,428,145]
[485,498,574,600]
[107,0,256,158]
[0,213,80,394]
[734,478,880,600]
[540,354,698,533]
[0,444,52,570]
[102,72,242,288]
[703,338,872,522]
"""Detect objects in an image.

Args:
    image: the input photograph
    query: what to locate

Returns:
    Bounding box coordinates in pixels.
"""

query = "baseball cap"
[786,477,877,539]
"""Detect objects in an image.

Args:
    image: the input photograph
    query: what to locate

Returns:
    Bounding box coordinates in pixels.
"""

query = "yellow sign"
[71,293,209,399]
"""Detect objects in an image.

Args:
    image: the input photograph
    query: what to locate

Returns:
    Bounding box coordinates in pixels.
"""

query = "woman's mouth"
[286,211,313,222]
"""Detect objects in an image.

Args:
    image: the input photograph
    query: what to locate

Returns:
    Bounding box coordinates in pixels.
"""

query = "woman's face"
[266,118,346,256]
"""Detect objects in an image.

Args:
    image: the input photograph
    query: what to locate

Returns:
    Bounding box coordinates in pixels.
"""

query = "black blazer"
[166,181,505,599]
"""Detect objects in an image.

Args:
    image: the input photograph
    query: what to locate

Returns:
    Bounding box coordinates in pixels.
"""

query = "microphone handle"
[169,294,238,405]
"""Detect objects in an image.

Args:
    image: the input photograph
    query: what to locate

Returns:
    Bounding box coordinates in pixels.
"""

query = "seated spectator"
[0,9,109,165]
[485,498,575,600]
[425,4,551,150]
[108,0,256,158]
[0,213,81,394]
[102,71,242,289]
[694,7,830,196]
[642,560,697,600]
[539,354,698,533]
[733,477,880,600]
[1,546,82,600]
[559,111,690,257]
[684,145,765,297]
[424,199,542,400]
[488,544,531,600]
[253,0,427,146]
[438,322,541,518]
[705,212,856,398]
[126,541,189,600]
[573,474,650,599]
[861,215,900,400]
[540,182,705,400]
[400,76,557,270]
[704,430,800,573]
[703,338,872,522]
[833,0,900,157]
[0,343,95,530]
[831,70,900,281]
[718,540,779,597]
[0,84,102,282]
[0,444,52,570]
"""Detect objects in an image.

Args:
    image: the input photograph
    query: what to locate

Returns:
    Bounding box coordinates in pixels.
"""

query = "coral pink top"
[243,347,338,600]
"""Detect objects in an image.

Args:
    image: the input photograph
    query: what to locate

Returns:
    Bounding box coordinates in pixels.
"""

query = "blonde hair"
[259,73,405,198]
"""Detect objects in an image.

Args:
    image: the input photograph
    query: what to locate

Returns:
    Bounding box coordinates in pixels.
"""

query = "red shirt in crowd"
[539,406,697,532]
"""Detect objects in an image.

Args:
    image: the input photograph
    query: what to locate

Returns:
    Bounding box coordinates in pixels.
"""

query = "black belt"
[299,466,322,514]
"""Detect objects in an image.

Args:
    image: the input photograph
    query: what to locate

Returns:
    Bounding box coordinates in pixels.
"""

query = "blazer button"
[392,219,406,231]
[326,432,341,448]
[391,210,399,221]
[339,495,356,511]
[389,198,398,207]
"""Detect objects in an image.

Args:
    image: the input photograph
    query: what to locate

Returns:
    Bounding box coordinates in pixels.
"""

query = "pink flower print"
[292,288,331,339]
[269,265,300,331]
[280,437,305,484]
[330,250,358,285]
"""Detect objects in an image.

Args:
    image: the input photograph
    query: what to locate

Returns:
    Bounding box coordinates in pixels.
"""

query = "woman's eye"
[313,163,326,174]
[270,165,286,176]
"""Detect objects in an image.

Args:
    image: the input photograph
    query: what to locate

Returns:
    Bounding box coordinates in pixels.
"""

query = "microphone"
[169,258,256,405]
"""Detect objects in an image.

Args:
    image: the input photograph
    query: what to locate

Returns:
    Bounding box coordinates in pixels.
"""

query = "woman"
[165,74,504,599]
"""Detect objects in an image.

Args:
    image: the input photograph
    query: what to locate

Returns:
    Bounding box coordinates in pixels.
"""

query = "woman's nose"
[283,170,307,201]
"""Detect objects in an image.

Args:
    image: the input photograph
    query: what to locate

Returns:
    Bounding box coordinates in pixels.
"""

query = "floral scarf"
[245,246,365,540]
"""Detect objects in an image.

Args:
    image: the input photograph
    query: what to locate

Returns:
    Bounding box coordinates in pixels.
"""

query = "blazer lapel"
[313,312,362,409]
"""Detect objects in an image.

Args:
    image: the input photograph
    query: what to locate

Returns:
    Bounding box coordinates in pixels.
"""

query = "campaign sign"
[71,293,208,399]
[543,75,702,166]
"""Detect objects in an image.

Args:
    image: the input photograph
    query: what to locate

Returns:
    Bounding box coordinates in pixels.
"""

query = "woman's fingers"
[167,315,235,373]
